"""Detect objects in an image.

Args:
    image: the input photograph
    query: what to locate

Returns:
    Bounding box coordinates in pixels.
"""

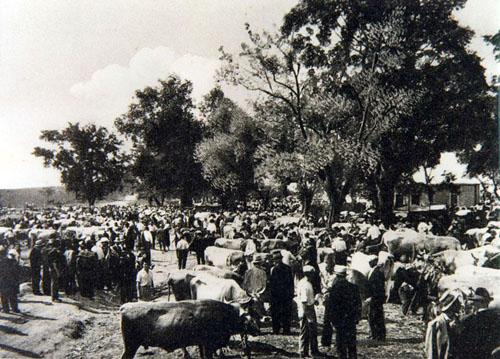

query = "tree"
[457,31,499,202]
[281,0,492,224]
[195,89,261,208]
[40,187,55,205]
[115,75,205,207]
[219,27,372,223]
[33,123,127,206]
[457,97,499,200]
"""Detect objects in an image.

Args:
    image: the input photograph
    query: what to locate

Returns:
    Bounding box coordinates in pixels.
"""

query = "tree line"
[34,0,499,225]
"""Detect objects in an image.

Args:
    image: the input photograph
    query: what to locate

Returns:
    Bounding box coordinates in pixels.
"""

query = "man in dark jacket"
[324,265,361,359]
[76,239,98,299]
[47,239,66,303]
[269,250,294,334]
[367,256,386,341]
[0,247,20,313]
[29,240,44,295]
[118,243,136,304]
[189,230,206,265]
[41,239,53,295]
[124,222,139,250]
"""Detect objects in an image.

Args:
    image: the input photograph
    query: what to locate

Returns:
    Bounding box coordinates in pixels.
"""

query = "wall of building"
[394,184,480,209]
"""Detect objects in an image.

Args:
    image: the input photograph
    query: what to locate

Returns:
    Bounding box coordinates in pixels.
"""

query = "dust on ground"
[0,249,426,359]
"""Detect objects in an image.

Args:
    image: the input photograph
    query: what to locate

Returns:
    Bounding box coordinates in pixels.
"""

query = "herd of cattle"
[1,206,500,358]
[120,215,500,359]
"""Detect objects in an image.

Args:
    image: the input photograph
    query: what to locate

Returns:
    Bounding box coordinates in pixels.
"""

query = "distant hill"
[0,186,76,208]
[0,186,135,208]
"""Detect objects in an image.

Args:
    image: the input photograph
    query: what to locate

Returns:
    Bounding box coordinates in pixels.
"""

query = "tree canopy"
[33,123,127,206]
[115,75,205,207]
[195,88,261,208]
[219,0,493,224]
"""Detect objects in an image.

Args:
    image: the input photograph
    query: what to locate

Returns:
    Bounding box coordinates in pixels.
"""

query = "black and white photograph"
[0,0,499,358]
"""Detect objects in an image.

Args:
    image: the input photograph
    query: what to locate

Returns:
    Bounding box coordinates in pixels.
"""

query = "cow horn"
[239,296,252,305]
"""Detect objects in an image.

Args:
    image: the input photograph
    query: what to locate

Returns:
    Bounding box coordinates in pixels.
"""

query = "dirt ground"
[0,249,427,359]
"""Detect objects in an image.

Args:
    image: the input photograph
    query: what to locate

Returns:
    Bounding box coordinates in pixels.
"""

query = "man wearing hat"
[323,265,361,359]
[120,241,137,304]
[367,254,386,341]
[176,232,190,269]
[425,288,464,359]
[269,250,294,334]
[243,255,268,298]
[297,265,323,358]
[470,287,493,313]
[47,238,65,303]
[0,246,20,313]
[29,240,44,295]
[190,230,206,265]
[76,238,98,299]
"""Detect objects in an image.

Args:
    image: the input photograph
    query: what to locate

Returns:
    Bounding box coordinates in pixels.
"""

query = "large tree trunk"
[299,185,314,216]
[180,191,193,209]
[153,196,162,207]
[373,164,399,227]
[327,195,344,226]
[324,170,352,226]
[87,196,96,207]
[376,181,395,227]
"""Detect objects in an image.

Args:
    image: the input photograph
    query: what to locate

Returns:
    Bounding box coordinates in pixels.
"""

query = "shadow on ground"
[0,343,42,358]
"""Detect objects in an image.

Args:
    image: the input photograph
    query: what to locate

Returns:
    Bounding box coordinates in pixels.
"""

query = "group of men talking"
[295,256,386,359]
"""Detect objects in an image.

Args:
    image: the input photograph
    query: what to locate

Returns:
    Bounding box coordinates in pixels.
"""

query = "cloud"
[70,46,220,128]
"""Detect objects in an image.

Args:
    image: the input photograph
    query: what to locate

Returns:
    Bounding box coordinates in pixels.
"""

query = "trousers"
[368,300,386,341]
[0,288,18,312]
[299,304,319,355]
[336,324,357,359]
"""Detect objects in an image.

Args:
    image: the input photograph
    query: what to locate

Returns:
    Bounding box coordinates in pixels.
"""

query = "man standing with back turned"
[324,265,361,359]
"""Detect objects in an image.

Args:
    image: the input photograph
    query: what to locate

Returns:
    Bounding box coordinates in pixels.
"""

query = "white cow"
[433,245,500,271]
[439,265,500,300]
[350,251,395,279]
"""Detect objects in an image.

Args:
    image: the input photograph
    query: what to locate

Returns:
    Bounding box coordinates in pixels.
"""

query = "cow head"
[231,303,261,336]
[242,296,265,321]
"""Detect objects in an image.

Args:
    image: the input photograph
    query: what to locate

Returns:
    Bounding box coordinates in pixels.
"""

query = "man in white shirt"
[367,224,381,242]
[136,262,154,301]
[298,265,323,358]
[206,219,217,234]
[176,233,190,269]
[142,225,153,245]
[417,222,430,234]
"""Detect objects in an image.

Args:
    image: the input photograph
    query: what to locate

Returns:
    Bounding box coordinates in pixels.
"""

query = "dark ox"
[120,300,259,359]
[383,231,460,260]
[166,270,198,301]
[259,239,295,253]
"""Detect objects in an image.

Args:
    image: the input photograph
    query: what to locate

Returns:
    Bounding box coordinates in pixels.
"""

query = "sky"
[0,0,498,189]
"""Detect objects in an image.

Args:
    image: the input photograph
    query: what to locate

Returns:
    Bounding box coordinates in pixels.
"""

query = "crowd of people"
[0,202,498,359]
